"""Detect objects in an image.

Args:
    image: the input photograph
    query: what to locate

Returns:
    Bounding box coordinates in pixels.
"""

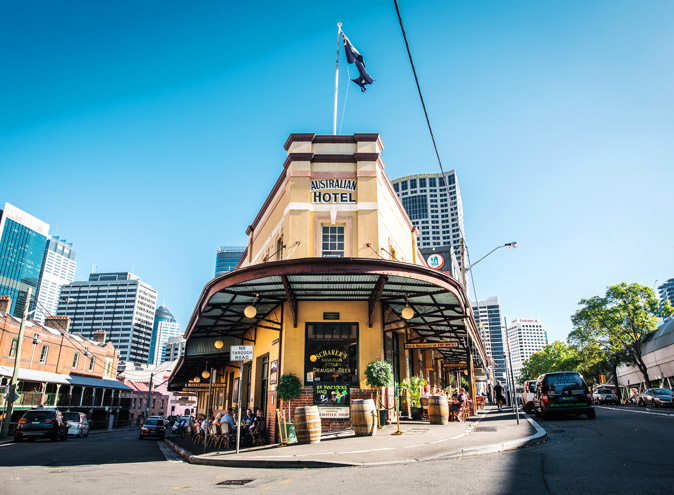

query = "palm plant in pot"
[365,360,393,428]
[400,376,427,420]
[276,372,302,444]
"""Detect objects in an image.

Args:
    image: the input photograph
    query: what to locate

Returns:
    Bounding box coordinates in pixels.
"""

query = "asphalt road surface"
[1,406,672,495]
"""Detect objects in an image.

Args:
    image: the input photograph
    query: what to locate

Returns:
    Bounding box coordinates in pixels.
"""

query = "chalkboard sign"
[313,382,350,407]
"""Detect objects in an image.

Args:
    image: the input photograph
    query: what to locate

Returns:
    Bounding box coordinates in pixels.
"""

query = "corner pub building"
[169,133,489,441]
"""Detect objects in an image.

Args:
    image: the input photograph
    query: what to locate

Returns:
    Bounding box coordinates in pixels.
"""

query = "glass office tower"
[215,246,245,277]
[472,296,508,382]
[0,203,50,317]
[148,304,181,365]
[34,236,77,323]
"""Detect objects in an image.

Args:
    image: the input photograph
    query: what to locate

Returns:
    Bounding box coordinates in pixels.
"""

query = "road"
[1,406,673,494]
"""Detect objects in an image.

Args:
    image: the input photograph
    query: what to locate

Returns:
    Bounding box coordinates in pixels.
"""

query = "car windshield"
[144,419,159,425]
[23,411,55,421]
[652,389,672,395]
[597,388,613,394]
[546,373,585,392]
[528,382,536,392]
[62,413,81,421]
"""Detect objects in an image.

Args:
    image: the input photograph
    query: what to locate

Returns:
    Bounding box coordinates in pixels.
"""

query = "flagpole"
[333,22,342,135]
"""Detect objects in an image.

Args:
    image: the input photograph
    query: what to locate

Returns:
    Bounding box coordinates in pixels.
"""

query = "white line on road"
[158,440,184,462]
[598,406,674,418]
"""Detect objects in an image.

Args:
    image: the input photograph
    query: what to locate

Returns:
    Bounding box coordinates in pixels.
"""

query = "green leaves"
[276,372,302,402]
[365,360,393,389]
[519,341,581,383]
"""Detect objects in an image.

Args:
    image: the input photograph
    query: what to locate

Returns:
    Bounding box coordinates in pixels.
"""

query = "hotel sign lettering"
[311,179,357,204]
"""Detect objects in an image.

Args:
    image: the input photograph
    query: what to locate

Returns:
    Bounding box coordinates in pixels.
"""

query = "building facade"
[0,295,130,431]
[659,279,674,314]
[165,335,186,362]
[148,304,180,365]
[506,318,548,381]
[169,133,488,442]
[215,246,246,277]
[0,203,50,317]
[57,272,158,364]
[35,237,77,323]
[472,296,507,382]
[391,171,465,264]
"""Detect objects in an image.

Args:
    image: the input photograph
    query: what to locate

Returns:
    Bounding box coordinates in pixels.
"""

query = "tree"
[276,373,302,422]
[518,341,581,383]
[571,283,673,386]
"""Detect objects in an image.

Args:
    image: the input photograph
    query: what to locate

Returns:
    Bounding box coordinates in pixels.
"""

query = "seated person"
[222,407,236,432]
[241,408,255,432]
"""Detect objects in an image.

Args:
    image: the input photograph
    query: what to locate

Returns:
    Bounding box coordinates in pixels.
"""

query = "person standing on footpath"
[494,381,506,412]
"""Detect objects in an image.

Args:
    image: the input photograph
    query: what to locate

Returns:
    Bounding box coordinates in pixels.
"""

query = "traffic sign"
[230,345,254,361]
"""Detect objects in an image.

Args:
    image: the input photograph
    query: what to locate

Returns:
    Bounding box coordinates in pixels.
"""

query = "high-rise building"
[148,304,181,365]
[165,335,186,362]
[57,272,158,364]
[506,318,548,381]
[391,171,465,263]
[34,237,77,323]
[472,296,507,382]
[215,246,246,277]
[659,279,674,313]
[0,203,50,317]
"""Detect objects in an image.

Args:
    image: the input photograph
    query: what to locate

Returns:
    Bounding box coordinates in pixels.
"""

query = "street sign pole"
[231,345,253,454]
[236,360,243,454]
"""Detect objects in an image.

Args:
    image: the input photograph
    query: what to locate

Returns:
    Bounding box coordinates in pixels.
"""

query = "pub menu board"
[313,383,350,407]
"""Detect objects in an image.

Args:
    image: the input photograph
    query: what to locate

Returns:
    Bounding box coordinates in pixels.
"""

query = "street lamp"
[466,242,518,271]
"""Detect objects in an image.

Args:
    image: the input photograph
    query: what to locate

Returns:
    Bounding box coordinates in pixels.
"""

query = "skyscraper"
[57,272,158,364]
[506,318,548,381]
[658,279,674,313]
[148,304,181,365]
[391,171,465,263]
[0,203,50,317]
[472,296,507,382]
[34,236,77,323]
[215,246,246,277]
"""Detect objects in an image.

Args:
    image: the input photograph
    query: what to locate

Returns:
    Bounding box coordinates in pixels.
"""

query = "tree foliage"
[518,341,581,383]
[365,360,393,389]
[570,283,673,385]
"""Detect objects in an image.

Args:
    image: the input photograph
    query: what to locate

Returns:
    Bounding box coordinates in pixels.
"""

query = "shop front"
[168,133,488,441]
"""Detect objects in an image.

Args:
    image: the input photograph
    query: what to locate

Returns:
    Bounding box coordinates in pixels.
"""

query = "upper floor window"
[72,352,80,368]
[419,178,427,187]
[39,345,49,363]
[322,225,345,257]
[89,356,96,372]
[9,338,18,358]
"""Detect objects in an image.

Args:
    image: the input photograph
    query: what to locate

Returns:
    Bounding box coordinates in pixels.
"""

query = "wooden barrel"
[428,395,449,425]
[294,406,321,444]
[351,399,377,436]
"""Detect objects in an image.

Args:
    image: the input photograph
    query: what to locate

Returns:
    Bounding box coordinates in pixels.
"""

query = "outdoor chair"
[218,422,234,450]
[420,397,429,419]
[250,417,266,446]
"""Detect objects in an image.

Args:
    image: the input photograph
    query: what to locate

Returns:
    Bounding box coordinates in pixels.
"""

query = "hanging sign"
[444,363,467,369]
[230,345,254,361]
[426,253,445,270]
[405,342,459,349]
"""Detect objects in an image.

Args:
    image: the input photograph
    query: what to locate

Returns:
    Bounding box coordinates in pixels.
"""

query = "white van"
[521,380,537,413]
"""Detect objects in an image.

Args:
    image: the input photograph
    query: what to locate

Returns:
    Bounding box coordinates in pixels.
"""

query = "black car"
[14,408,69,442]
[534,371,595,419]
[139,418,165,440]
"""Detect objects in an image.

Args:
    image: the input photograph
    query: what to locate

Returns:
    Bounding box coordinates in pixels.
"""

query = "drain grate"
[473,426,497,432]
[217,480,254,486]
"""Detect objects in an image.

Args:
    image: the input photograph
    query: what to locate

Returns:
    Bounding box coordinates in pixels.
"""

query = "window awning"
[169,257,487,390]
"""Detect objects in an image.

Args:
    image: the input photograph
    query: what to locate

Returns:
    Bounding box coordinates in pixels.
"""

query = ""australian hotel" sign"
[311,179,357,204]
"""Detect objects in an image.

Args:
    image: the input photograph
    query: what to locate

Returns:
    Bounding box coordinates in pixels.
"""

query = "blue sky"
[1,1,672,344]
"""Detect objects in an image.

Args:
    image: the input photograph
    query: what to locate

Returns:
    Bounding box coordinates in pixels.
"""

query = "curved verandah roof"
[169,258,487,390]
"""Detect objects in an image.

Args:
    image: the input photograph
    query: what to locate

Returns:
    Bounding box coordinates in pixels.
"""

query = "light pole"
[466,242,519,272]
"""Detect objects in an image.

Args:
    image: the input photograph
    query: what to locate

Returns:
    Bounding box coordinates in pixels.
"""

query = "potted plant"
[276,372,302,444]
[365,360,393,428]
[401,376,427,420]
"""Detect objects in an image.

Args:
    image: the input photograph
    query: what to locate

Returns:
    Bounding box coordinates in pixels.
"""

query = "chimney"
[0,295,11,314]
[93,329,106,343]
[45,315,70,333]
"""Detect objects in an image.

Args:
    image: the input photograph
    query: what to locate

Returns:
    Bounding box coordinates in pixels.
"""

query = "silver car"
[62,412,90,437]
[638,388,674,407]
[593,387,619,405]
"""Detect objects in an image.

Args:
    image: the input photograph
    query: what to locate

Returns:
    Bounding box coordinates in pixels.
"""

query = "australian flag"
[342,32,373,92]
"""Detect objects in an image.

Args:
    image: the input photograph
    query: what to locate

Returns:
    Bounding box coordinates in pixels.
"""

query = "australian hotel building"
[169,133,489,440]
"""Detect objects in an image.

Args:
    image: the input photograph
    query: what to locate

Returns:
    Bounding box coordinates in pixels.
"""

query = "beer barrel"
[294,406,321,444]
[428,395,449,425]
[351,399,377,436]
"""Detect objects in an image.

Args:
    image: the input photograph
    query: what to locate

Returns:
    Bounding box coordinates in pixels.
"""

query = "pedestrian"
[494,381,505,412]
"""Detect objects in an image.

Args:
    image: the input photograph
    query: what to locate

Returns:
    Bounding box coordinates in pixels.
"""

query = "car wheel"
[587,410,596,419]
[534,408,541,417]
[85,431,89,437]
[638,399,644,407]
[78,430,83,438]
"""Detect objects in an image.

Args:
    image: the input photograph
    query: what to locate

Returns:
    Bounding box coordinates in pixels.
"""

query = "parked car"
[521,380,537,413]
[173,415,195,433]
[14,408,68,442]
[147,415,169,426]
[638,388,674,407]
[62,411,90,437]
[533,371,595,419]
[593,386,620,405]
[139,417,166,440]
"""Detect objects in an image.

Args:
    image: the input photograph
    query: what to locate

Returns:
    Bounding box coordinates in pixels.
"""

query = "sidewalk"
[167,406,546,468]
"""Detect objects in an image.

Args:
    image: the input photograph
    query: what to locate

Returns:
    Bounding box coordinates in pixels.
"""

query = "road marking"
[279,480,293,484]
[173,486,188,490]
[158,441,184,462]
[598,406,674,418]
[258,486,272,491]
